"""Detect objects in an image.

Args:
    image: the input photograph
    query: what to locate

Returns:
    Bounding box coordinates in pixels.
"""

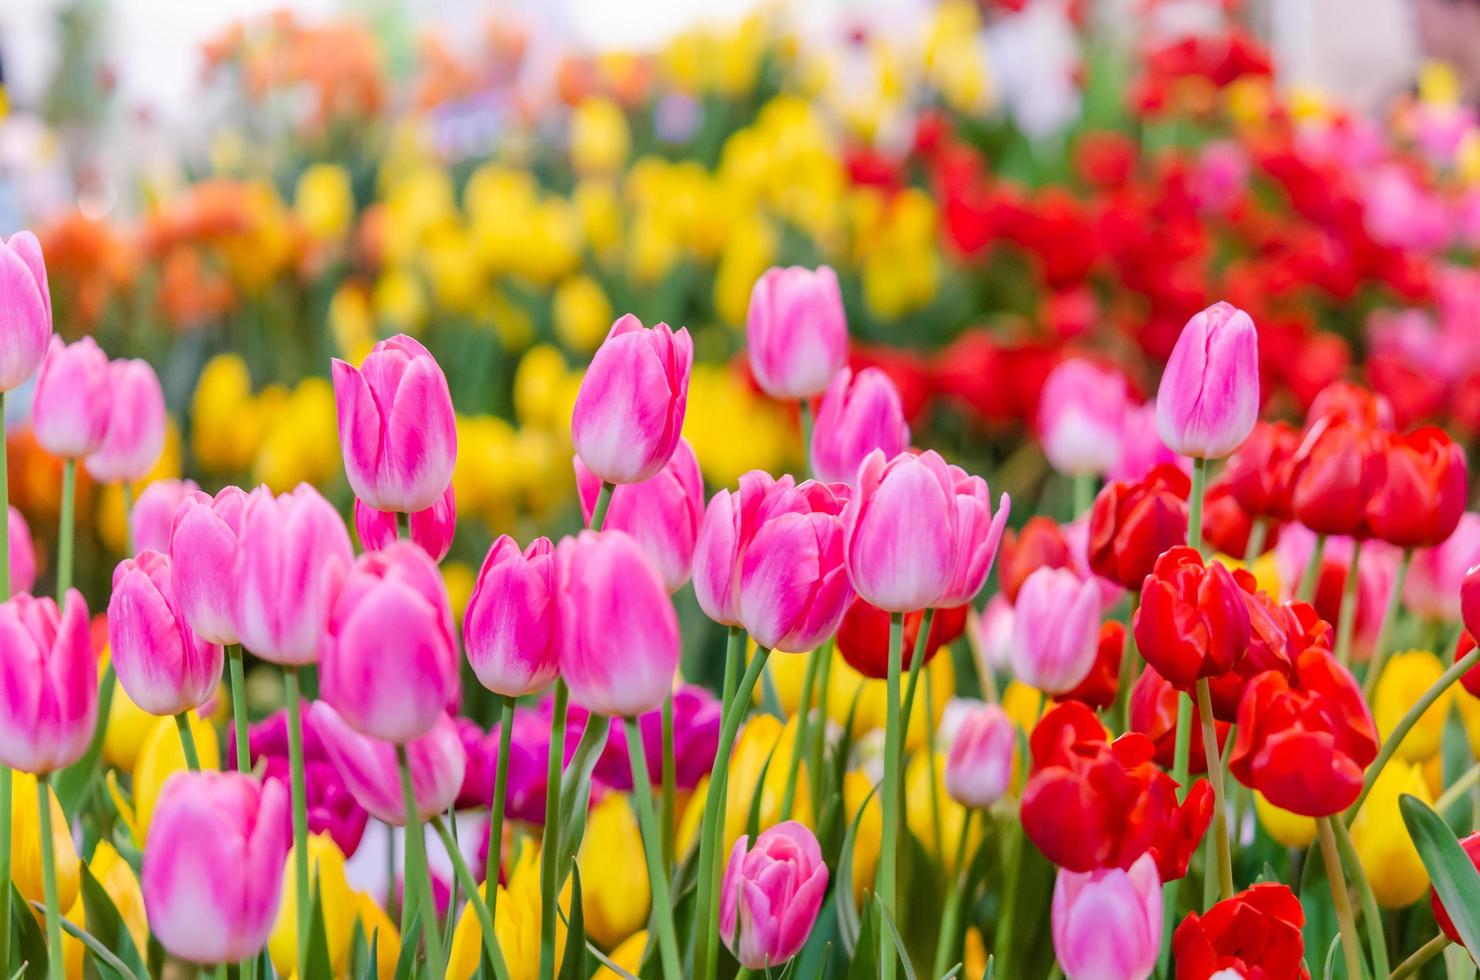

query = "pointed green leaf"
[393,913,422,980]
[1322,935,1341,980]
[847,900,879,980]
[32,899,144,980]
[78,863,147,979]
[10,884,46,978]
[304,882,335,980]
[875,894,919,980]
[557,865,588,980]
[836,781,879,956]
[1400,793,1480,959]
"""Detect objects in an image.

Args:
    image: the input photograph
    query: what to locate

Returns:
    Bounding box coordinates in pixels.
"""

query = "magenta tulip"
[1052,852,1162,980]
[83,358,167,483]
[574,437,704,593]
[132,479,201,554]
[142,771,290,964]
[309,702,464,825]
[320,542,459,743]
[353,482,456,561]
[1156,302,1260,460]
[1038,358,1129,476]
[0,589,95,773]
[1010,566,1101,695]
[0,231,52,391]
[720,821,829,970]
[555,530,679,717]
[234,484,353,665]
[463,535,558,697]
[331,334,457,513]
[31,335,110,458]
[745,265,849,401]
[169,486,248,646]
[841,449,958,613]
[570,314,692,485]
[944,701,1014,808]
[108,550,223,716]
[6,506,35,595]
[810,366,910,485]
[937,466,1010,608]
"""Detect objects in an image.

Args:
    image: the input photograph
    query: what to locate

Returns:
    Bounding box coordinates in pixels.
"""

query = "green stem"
[997,814,1024,977]
[799,400,814,476]
[695,628,750,980]
[37,774,63,980]
[1072,472,1096,519]
[1361,550,1412,702]
[661,692,677,868]
[931,807,976,980]
[1243,517,1267,562]
[1329,813,1388,978]
[398,743,444,973]
[1188,457,1207,556]
[122,481,134,557]
[779,647,821,821]
[229,647,250,773]
[173,712,201,771]
[284,668,311,980]
[624,717,683,980]
[898,609,937,736]
[1296,534,1327,604]
[538,679,568,980]
[395,511,409,539]
[878,612,905,980]
[1194,679,1233,901]
[431,816,511,980]
[1160,691,1194,974]
[1389,934,1449,979]
[57,458,75,600]
[487,694,515,917]
[1318,816,1367,980]
[1334,540,1364,668]
[590,482,614,533]
[1436,762,1480,818]
[924,666,946,868]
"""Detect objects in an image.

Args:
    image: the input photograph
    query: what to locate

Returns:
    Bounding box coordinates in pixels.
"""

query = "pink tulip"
[31,335,110,458]
[745,265,849,401]
[0,232,51,392]
[977,594,1015,672]
[320,542,459,743]
[83,358,167,483]
[1156,302,1260,460]
[555,530,679,717]
[1052,852,1162,980]
[309,702,465,825]
[234,484,353,665]
[0,589,95,773]
[841,449,958,613]
[1010,566,1101,695]
[463,535,558,697]
[108,550,224,716]
[574,437,704,593]
[7,505,35,595]
[169,486,248,646]
[353,483,456,561]
[1406,512,1480,621]
[132,479,201,554]
[944,701,1014,808]
[1108,402,1187,483]
[937,466,1010,608]
[142,771,290,964]
[810,366,910,485]
[331,334,457,513]
[720,821,829,970]
[1038,358,1128,476]
[570,314,692,485]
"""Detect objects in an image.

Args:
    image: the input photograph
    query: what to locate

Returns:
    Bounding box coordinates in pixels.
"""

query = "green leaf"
[393,913,422,980]
[31,899,143,980]
[745,742,781,845]
[875,894,919,980]
[1322,935,1341,980]
[1401,793,1480,957]
[53,669,116,818]
[847,900,879,980]
[77,863,147,979]
[9,883,46,978]
[584,940,640,980]
[835,781,879,956]
[982,953,995,980]
[556,718,610,882]
[557,865,588,980]
[304,882,335,980]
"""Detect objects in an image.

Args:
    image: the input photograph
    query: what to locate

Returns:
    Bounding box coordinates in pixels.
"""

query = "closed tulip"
[142,771,290,963]
[84,358,167,483]
[810,367,910,485]
[938,466,1010,607]
[109,551,223,717]
[570,314,692,485]
[234,484,354,665]
[997,517,1074,604]
[842,449,958,612]
[1173,883,1306,980]
[1222,420,1300,521]
[1350,760,1431,908]
[1038,358,1128,476]
[0,231,53,391]
[944,701,1014,808]
[1155,302,1259,459]
[1052,853,1161,980]
[1011,567,1101,695]
[6,505,35,595]
[8,771,80,911]
[720,821,829,970]
[1290,417,1386,538]
[745,265,849,401]
[0,590,95,773]
[1086,463,1190,589]
[332,335,457,513]
[310,702,464,825]
[1367,426,1467,548]
[574,437,704,592]
[32,335,111,457]
[578,793,650,949]
[269,833,357,978]
[556,530,679,717]
[1133,546,1251,693]
[169,486,248,645]
[463,535,558,697]
[353,483,456,561]
[132,479,200,554]
[320,542,459,743]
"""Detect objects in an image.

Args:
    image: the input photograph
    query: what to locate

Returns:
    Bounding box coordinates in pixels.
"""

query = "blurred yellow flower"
[570,97,631,176]
[905,750,982,876]
[683,364,794,488]
[714,215,777,327]
[271,833,358,977]
[446,840,565,980]
[444,561,476,624]
[109,711,220,847]
[1254,790,1316,848]
[596,931,647,979]
[354,892,401,980]
[514,345,573,432]
[103,673,160,773]
[373,267,429,335]
[8,772,79,914]
[253,377,341,492]
[553,275,614,354]
[842,771,881,906]
[191,354,264,474]
[1351,760,1432,908]
[295,163,355,242]
[329,282,377,364]
[578,794,649,949]
[677,713,812,859]
[1374,650,1452,762]
[422,223,483,315]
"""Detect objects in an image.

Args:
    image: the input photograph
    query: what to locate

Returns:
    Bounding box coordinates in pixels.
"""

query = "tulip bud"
[944,701,1014,808]
[320,542,459,743]
[169,486,248,645]
[332,335,457,513]
[570,314,692,485]
[720,821,829,970]
[0,231,53,391]
[578,793,651,949]
[1010,567,1101,695]
[1289,417,1385,538]
[574,438,704,592]
[1087,463,1190,590]
[32,335,111,457]
[938,466,1010,607]
[463,535,558,697]
[6,505,35,595]
[353,483,456,561]
[842,449,959,612]
[810,367,910,485]
[0,590,96,773]
[309,702,465,825]
[142,771,290,963]
[132,479,201,554]
[1350,759,1431,908]
[109,551,224,717]
[269,833,358,978]
[1133,547,1251,693]
[84,358,167,483]
[1221,420,1299,520]
[1367,426,1468,548]
[1038,358,1128,476]
[1155,302,1259,459]
[745,265,849,401]
[235,484,354,665]
[1052,853,1162,980]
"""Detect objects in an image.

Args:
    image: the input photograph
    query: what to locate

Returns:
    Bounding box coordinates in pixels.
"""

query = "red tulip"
[1204,588,1324,721]
[834,598,967,681]
[996,516,1074,605]
[1289,417,1385,539]
[1221,420,1300,521]
[1057,620,1125,711]
[1133,547,1250,691]
[1127,665,1228,774]
[1432,832,1480,947]
[1454,631,1480,699]
[1306,379,1394,430]
[1202,477,1280,559]
[1173,883,1309,980]
[1366,426,1467,548]
[1087,463,1190,590]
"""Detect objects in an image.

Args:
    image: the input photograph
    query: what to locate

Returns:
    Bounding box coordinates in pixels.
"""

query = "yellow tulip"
[102,677,159,774]
[713,215,777,327]
[446,841,564,980]
[964,926,988,980]
[1351,761,1432,907]
[1374,651,1452,762]
[677,713,813,860]
[595,931,648,980]
[578,794,650,949]
[572,180,622,260]
[682,365,794,489]
[570,97,631,176]
[512,345,572,432]
[110,712,219,847]
[61,884,86,979]
[422,224,483,315]
[842,771,881,906]
[328,283,376,365]
[1254,791,1316,848]
[270,834,358,977]
[905,751,982,876]
[254,377,340,492]
[295,163,355,242]
[553,275,615,355]
[9,772,80,916]
[355,892,401,980]
[60,841,148,978]
[191,354,262,474]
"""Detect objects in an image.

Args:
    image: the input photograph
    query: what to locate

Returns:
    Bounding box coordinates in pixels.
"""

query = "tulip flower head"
[720,821,829,970]
[310,702,465,825]
[944,701,1014,808]
[1172,883,1307,980]
[836,597,967,679]
[1407,513,1480,620]
[32,335,111,458]
[84,357,167,483]
[1156,301,1260,459]
[938,465,1010,607]
[574,437,704,592]
[1222,420,1300,521]
[746,265,849,401]
[997,516,1075,604]
[1052,853,1162,980]
[842,449,959,612]
[1367,426,1467,548]
[1087,463,1190,589]
[5,506,35,596]
[109,551,224,717]
[169,486,248,646]
[463,535,559,698]
[0,590,96,773]
[353,483,456,561]
[1133,546,1251,691]
[1038,357,1129,476]
[1011,567,1102,695]
[1289,416,1386,538]
[0,231,53,391]
[810,366,910,485]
